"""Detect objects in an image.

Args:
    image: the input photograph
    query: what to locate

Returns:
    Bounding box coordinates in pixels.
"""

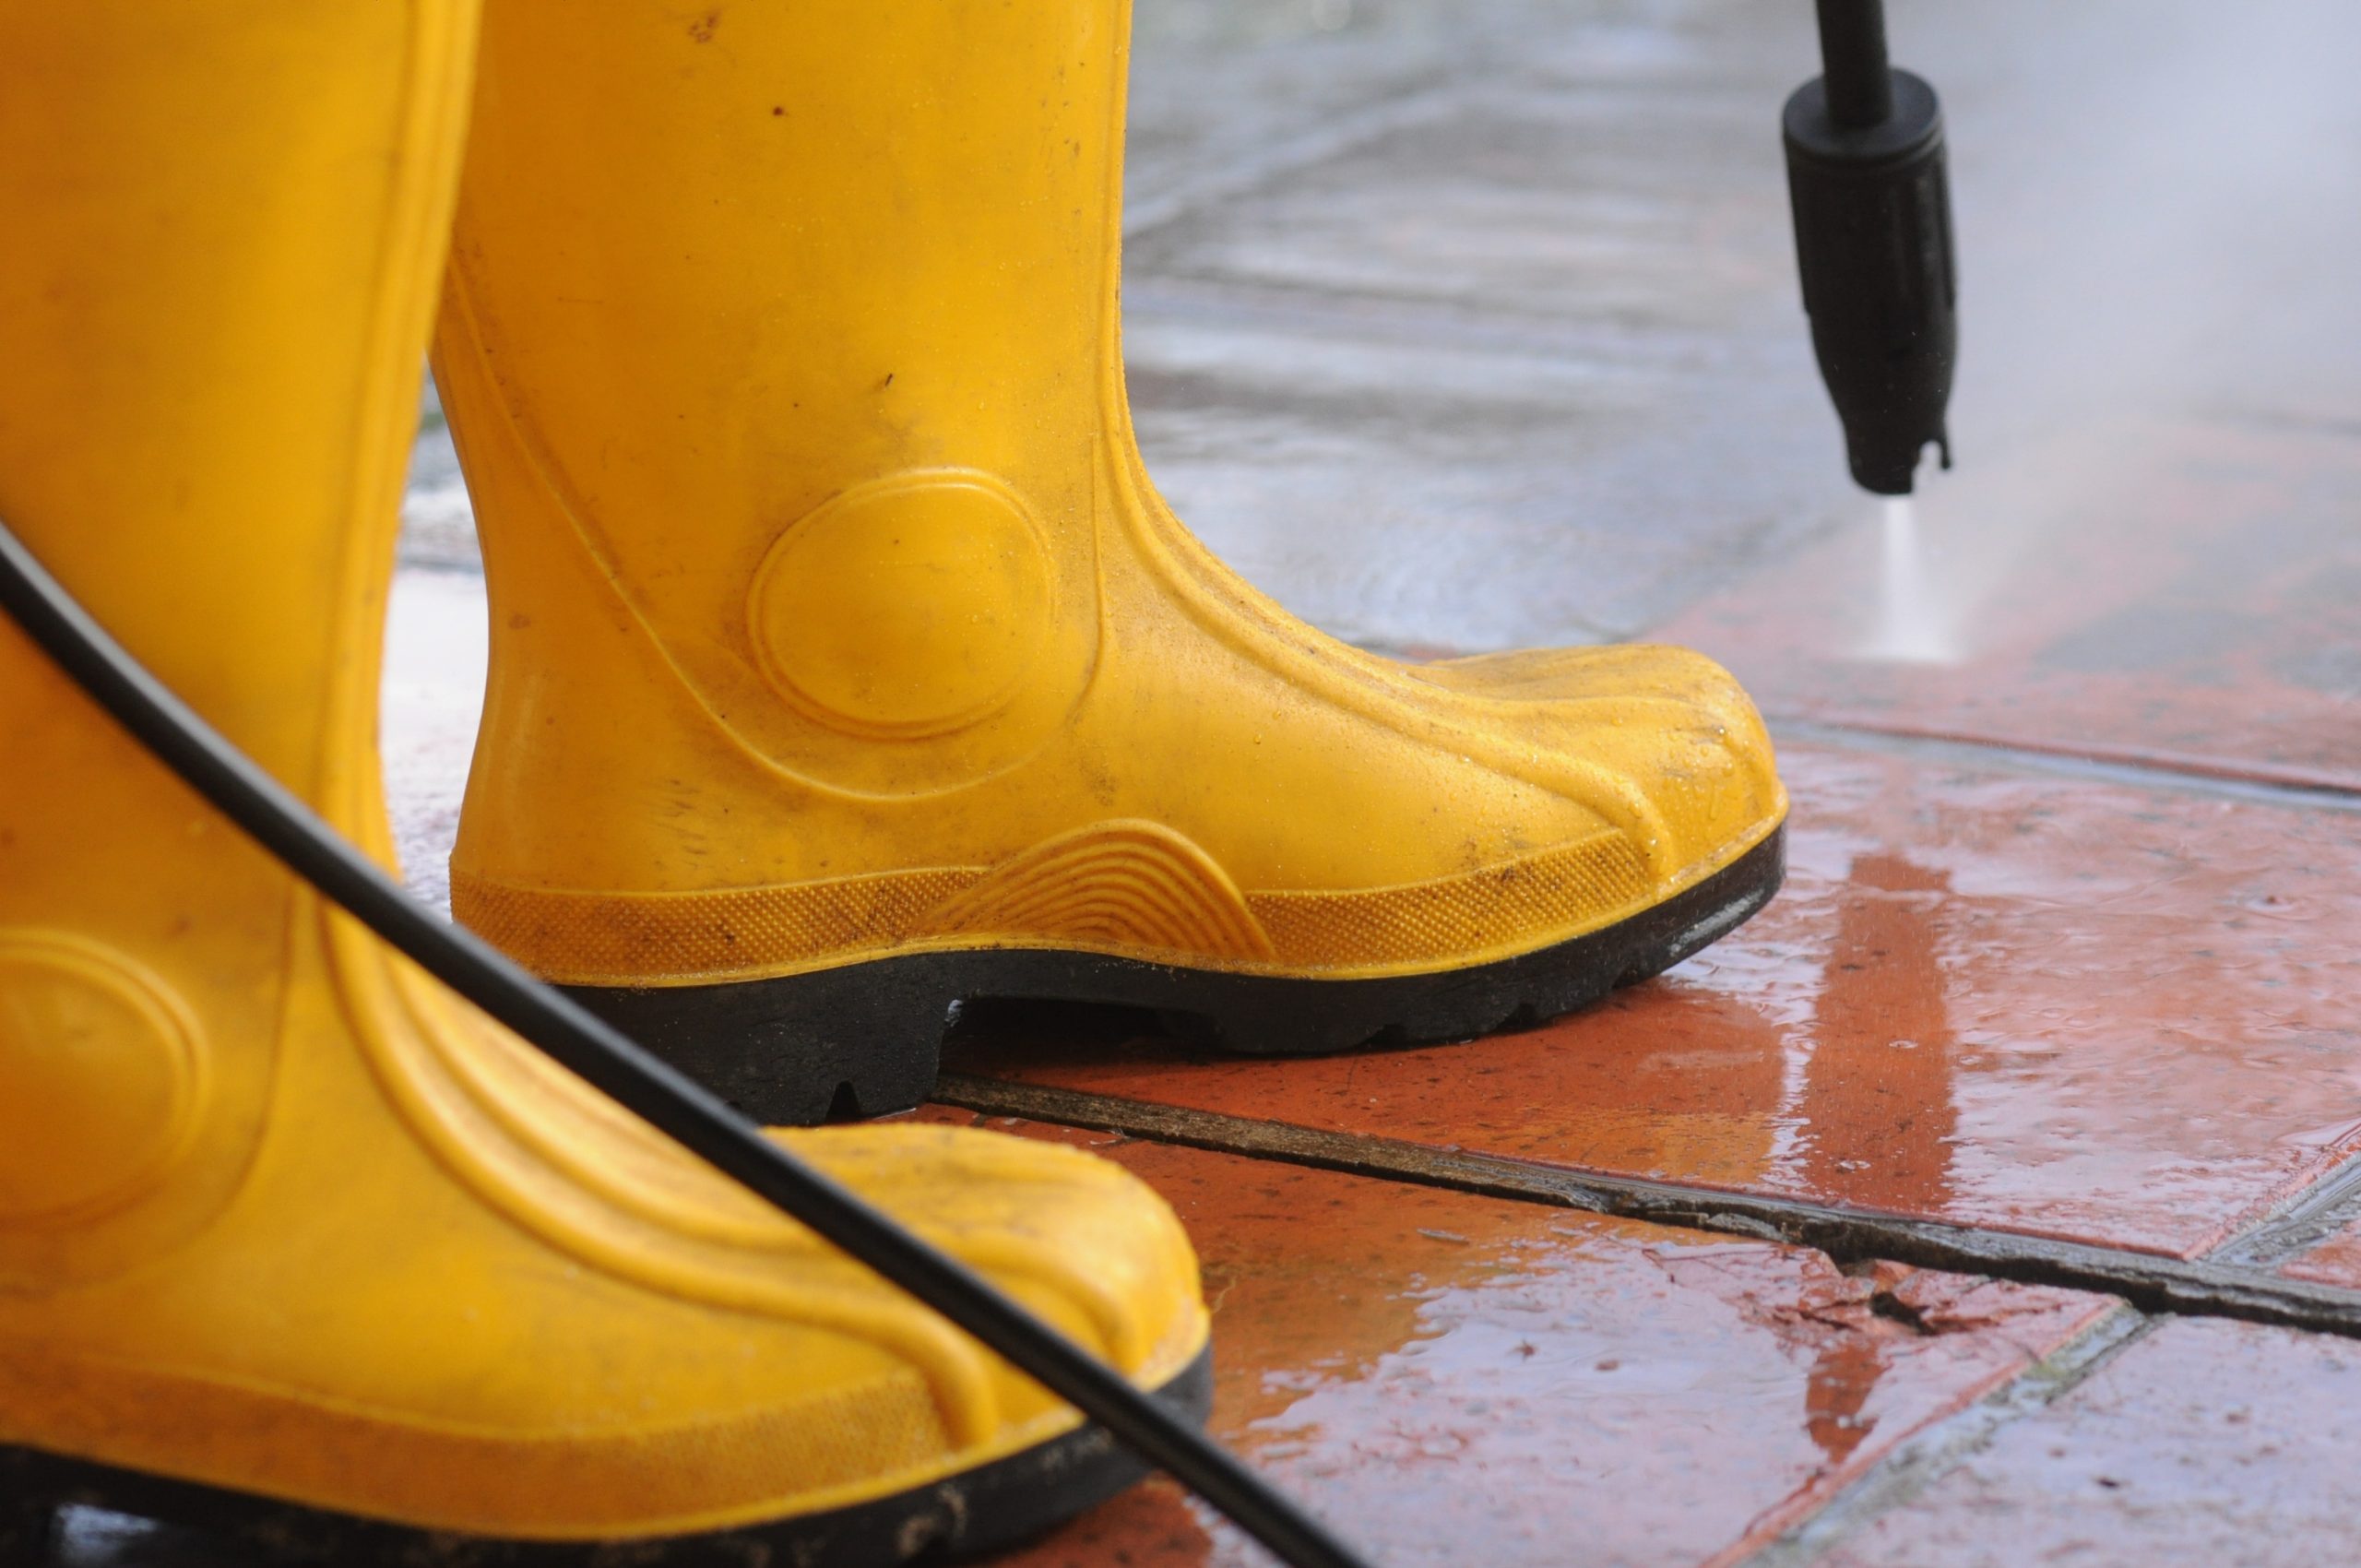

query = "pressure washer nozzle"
[1785,0,1957,495]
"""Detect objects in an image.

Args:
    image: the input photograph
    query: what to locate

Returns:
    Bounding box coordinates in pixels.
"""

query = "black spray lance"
[1785,0,1957,493]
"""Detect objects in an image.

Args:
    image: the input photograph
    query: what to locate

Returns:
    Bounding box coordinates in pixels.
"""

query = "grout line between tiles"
[2210,1161,2361,1275]
[2193,1146,2361,1269]
[1770,717,2361,814]
[931,1075,2361,1340]
[1726,1306,2155,1568]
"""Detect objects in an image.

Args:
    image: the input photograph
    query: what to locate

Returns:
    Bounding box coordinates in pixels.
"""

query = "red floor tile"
[922,1113,2106,1568]
[1654,419,2361,788]
[1816,1317,2361,1568]
[2279,1219,2361,1290]
[945,743,2361,1256]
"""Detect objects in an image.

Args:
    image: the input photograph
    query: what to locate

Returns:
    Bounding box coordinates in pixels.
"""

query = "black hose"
[1813,0,1892,129]
[0,516,1371,1568]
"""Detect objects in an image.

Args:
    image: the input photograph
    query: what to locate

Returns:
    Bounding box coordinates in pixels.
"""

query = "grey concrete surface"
[1109,0,2361,649]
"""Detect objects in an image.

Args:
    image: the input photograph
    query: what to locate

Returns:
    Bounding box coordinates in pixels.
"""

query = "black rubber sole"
[0,1347,1210,1568]
[569,826,1786,1125]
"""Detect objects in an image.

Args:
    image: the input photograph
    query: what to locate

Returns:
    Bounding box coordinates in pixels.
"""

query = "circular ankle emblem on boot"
[0,932,204,1226]
[749,469,1054,737]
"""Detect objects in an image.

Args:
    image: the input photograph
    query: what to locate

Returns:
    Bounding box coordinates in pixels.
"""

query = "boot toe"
[780,1121,1208,1404]
[1422,641,1787,880]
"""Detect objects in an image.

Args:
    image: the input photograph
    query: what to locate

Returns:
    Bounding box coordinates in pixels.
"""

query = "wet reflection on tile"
[1799,854,1959,1216]
[938,1118,2106,1568]
[947,744,2361,1255]
[1818,1318,2361,1568]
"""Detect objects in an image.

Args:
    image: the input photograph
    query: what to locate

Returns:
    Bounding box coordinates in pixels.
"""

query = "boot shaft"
[0,0,480,1282]
[436,0,1131,837]
[0,1,477,801]
[445,0,1131,529]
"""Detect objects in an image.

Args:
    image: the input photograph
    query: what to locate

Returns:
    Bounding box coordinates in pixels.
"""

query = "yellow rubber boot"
[0,3,1207,1558]
[437,0,1789,1123]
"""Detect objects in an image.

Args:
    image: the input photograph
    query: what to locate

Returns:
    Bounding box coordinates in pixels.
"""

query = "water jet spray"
[1786,0,1958,494]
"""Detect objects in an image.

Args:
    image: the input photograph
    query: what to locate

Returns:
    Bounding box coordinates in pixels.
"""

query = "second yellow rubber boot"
[436,0,1788,1123]
[0,3,1206,1558]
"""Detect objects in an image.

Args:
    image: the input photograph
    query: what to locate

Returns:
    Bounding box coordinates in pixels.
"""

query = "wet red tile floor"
[919,583,2361,1564]
[946,742,2361,1258]
[920,1114,2110,1568]
[932,472,2361,1562]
